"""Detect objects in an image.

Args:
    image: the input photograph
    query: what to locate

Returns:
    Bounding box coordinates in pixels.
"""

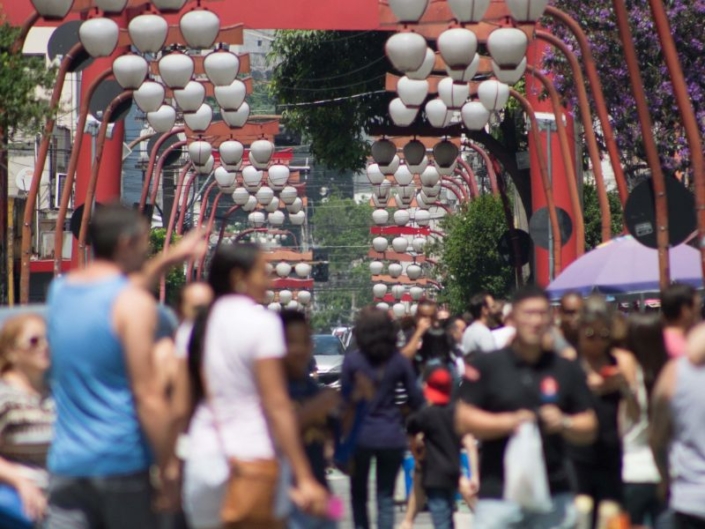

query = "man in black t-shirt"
[456,286,597,529]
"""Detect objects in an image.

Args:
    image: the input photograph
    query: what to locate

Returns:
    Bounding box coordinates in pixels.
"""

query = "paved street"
[328,469,474,528]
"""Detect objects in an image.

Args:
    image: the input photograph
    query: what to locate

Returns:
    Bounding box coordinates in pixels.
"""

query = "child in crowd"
[406,366,461,529]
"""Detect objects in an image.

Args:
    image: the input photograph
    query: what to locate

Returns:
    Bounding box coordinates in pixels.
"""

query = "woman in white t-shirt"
[181,243,328,529]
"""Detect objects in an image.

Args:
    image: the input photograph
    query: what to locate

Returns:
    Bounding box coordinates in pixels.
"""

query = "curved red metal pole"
[13,12,40,53]
[537,30,613,243]
[159,162,193,302]
[610,0,670,290]
[462,143,499,196]
[177,170,202,235]
[456,158,480,198]
[185,182,218,280]
[138,127,185,211]
[497,172,524,287]
[52,68,113,278]
[196,191,225,280]
[646,0,705,283]
[149,139,187,207]
[441,179,468,202]
[545,6,630,205]
[19,42,82,304]
[527,64,585,257]
[127,132,157,150]
[76,91,134,267]
[510,88,563,276]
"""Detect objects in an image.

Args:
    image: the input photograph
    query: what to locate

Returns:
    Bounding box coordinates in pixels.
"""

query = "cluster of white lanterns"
[384,0,551,130]
[264,261,313,312]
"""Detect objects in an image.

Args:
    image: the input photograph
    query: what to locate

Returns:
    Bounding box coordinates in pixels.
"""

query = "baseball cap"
[423,367,453,405]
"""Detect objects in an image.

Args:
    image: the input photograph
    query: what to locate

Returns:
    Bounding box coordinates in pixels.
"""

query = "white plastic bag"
[503,421,552,513]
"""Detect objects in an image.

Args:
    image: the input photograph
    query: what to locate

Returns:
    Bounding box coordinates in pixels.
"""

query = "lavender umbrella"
[547,236,703,299]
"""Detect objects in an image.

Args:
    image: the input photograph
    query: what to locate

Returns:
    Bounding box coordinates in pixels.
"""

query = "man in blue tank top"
[45,204,205,529]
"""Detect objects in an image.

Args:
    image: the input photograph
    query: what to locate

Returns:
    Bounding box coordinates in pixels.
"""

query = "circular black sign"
[147,134,183,167]
[529,206,573,249]
[497,229,532,266]
[624,177,696,249]
[89,80,132,123]
[48,21,94,73]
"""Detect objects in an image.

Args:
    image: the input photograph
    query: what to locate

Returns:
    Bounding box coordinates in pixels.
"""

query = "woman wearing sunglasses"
[0,314,53,528]
[571,295,639,529]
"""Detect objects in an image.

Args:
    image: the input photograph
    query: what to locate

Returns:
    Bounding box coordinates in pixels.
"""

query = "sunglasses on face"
[583,328,611,340]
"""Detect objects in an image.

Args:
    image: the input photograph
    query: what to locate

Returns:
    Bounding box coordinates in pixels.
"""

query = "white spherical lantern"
[438,28,478,70]
[268,210,285,226]
[478,80,510,111]
[248,211,266,228]
[79,18,119,58]
[188,141,212,166]
[410,286,425,300]
[377,302,390,311]
[232,187,250,205]
[385,32,428,73]
[158,53,194,89]
[373,284,388,299]
[366,164,386,185]
[96,0,128,11]
[371,139,397,165]
[407,48,436,81]
[128,14,168,54]
[268,302,282,313]
[487,28,529,70]
[30,0,73,19]
[179,9,220,49]
[174,81,206,113]
[242,165,264,187]
[392,284,406,300]
[183,104,213,133]
[266,197,281,213]
[425,99,452,128]
[492,57,527,85]
[280,186,298,206]
[417,192,432,209]
[397,186,416,207]
[372,209,389,226]
[279,289,293,304]
[433,140,460,169]
[374,180,393,199]
[506,0,550,22]
[436,162,457,177]
[112,55,148,89]
[393,303,407,318]
[219,184,237,195]
[415,209,432,227]
[447,0,491,22]
[242,195,258,212]
[219,140,244,166]
[250,140,275,166]
[461,101,491,131]
[378,155,401,176]
[265,290,275,303]
[396,76,429,108]
[389,98,418,127]
[403,140,426,166]
[194,156,215,175]
[407,264,423,280]
[134,82,165,113]
[214,167,236,188]
[438,77,470,110]
[389,263,403,278]
[389,0,429,23]
[420,166,441,187]
[370,261,384,276]
[152,0,187,11]
[222,102,250,128]
[295,263,312,278]
[204,51,240,86]
[267,165,290,191]
[298,291,312,305]
[412,237,427,253]
[215,80,247,111]
[392,237,409,253]
[407,156,429,175]
[394,165,414,186]
[256,186,275,206]
[446,53,481,83]
[394,209,411,227]
[223,161,243,172]
[372,237,389,253]
[287,197,304,214]
[147,105,176,133]
[289,211,306,225]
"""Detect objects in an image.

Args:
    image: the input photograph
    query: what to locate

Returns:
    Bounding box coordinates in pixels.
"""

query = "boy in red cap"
[406,366,462,529]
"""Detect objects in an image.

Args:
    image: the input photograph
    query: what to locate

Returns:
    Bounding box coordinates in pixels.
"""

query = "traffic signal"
[312,248,329,283]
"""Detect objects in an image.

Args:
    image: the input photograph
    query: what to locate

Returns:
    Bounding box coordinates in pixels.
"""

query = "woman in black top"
[572,295,640,529]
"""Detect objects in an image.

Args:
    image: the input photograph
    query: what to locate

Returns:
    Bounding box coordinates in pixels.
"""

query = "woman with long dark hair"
[341,307,423,529]
[572,296,640,529]
[180,243,328,529]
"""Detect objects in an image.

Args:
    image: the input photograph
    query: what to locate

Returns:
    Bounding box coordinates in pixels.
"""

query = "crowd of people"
[0,203,702,529]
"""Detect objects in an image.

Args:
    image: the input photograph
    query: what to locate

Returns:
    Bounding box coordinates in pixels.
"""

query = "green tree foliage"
[582,184,624,251]
[310,194,373,331]
[149,228,185,307]
[269,30,390,172]
[0,22,57,139]
[431,195,514,313]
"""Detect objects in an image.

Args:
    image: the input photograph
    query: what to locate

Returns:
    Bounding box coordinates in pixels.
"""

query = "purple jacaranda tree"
[544,0,705,185]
